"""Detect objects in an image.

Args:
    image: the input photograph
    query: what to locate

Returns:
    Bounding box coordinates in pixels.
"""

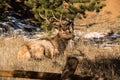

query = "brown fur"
[17,29,74,60]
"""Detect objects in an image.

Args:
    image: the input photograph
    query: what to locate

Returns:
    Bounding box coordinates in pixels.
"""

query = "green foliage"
[0,0,105,32]
[0,0,11,19]
[25,0,104,31]
[0,0,11,9]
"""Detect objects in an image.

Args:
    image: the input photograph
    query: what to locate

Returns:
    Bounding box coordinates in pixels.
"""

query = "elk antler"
[39,11,50,24]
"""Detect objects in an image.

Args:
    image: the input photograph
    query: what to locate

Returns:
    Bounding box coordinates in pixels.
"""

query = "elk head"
[57,28,74,40]
[51,26,74,55]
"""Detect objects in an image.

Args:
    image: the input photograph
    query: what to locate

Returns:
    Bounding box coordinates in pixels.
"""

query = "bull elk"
[17,27,74,60]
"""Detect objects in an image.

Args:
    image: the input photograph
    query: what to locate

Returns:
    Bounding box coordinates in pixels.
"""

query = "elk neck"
[50,33,70,54]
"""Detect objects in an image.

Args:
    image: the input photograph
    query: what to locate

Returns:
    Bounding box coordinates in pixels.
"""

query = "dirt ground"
[74,0,120,33]
[100,0,120,18]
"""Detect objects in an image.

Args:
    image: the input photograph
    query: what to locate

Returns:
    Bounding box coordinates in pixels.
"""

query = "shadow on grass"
[78,56,120,79]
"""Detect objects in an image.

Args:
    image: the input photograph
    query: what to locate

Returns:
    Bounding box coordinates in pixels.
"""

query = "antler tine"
[39,11,50,23]
[52,12,60,22]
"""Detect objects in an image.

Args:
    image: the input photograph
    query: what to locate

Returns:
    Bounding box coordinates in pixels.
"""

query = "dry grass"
[0,15,120,79]
[0,36,66,80]
[0,16,120,80]
[73,38,120,79]
[0,34,119,80]
[0,36,63,71]
[0,37,24,70]
[0,1,120,79]
[75,39,120,60]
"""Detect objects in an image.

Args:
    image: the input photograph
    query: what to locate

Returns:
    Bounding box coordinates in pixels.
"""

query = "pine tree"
[25,0,105,32]
[0,0,106,32]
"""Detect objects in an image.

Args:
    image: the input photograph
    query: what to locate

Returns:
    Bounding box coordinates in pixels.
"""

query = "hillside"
[74,0,120,33]
[100,0,120,18]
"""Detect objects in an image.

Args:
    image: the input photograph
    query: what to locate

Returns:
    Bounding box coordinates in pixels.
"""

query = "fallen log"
[0,56,111,80]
